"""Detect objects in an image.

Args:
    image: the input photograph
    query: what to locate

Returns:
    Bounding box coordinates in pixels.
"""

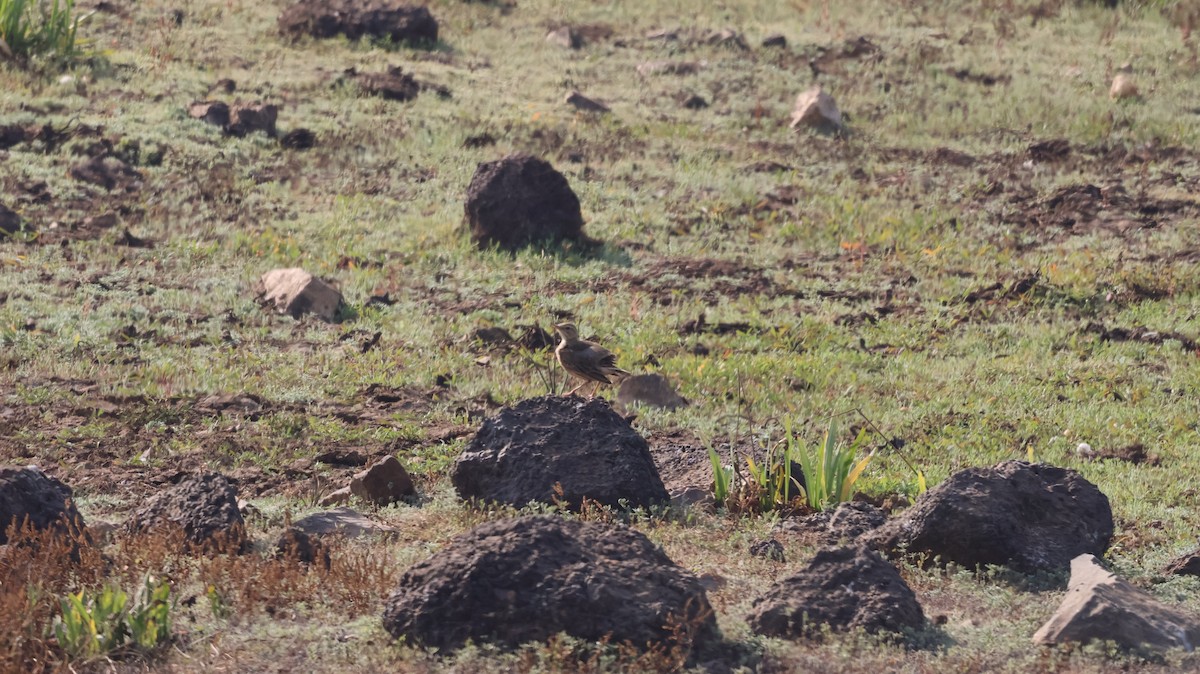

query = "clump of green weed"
[0,0,83,65]
[51,574,173,661]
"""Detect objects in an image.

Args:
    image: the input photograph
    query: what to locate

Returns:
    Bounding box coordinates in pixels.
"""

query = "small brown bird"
[553,322,630,397]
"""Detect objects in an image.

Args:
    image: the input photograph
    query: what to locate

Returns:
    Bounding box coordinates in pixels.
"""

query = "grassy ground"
[5,0,1200,671]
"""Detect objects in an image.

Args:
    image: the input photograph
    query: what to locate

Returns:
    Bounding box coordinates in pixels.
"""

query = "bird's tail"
[604,367,632,384]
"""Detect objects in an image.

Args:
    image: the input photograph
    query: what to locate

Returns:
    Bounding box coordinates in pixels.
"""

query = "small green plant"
[0,0,82,64]
[744,438,802,512]
[788,419,872,511]
[52,575,172,660]
[706,446,734,506]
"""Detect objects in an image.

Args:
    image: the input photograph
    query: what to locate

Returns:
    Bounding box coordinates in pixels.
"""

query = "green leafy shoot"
[788,419,872,511]
[706,446,733,506]
[52,575,172,661]
[0,0,83,65]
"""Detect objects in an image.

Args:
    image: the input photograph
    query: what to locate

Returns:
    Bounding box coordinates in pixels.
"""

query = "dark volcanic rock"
[352,66,421,101]
[69,156,142,191]
[278,0,437,45]
[227,104,278,137]
[0,203,24,236]
[748,545,925,638]
[382,515,718,652]
[274,526,331,567]
[1164,548,1200,577]
[451,395,669,511]
[827,501,887,540]
[464,153,586,251]
[0,467,86,543]
[866,461,1113,573]
[128,472,246,550]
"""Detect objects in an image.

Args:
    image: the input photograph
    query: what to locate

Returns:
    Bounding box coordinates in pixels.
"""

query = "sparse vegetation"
[788,420,872,512]
[4,0,1200,670]
[52,575,172,660]
[0,0,81,64]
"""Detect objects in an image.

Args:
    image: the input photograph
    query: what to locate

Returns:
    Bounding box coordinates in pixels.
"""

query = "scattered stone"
[790,86,843,134]
[350,66,420,101]
[827,501,887,540]
[188,100,231,127]
[866,461,1113,573]
[545,26,580,49]
[255,268,345,322]
[464,153,586,251]
[86,520,118,546]
[451,395,669,511]
[748,545,925,638]
[670,485,714,510]
[236,498,262,519]
[280,128,316,149]
[750,538,785,562]
[0,123,28,149]
[114,229,152,248]
[210,78,237,94]
[705,28,747,49]
[382,516,718,653]
[128,472,246,551]
[564,90,610,113]
[291,507,396,538]
[515,324,555,351]
[0,466,87,543]
[762,33,787,48]
[189,101,282,138]
[472,326,513,346]
[278,0,438,45]
[1164,548,1200,577]
[349,455,415,506]
[637,60,703,77]
[616,373,688,411]
[228,103,278,137]
[274,526,331,567]
[319,486,352,507]
[462,132,497,149]
[682,94,709,110]
[0,203,24,236]
[1034,554,1200,654]
[316,448,368,467]
[1110,72,1139,100]
[68,156,143,191]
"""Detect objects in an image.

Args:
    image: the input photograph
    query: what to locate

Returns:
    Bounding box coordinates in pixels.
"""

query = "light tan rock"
[790,86,843,132]
[256,268,344,322]
[1110,73,1139,100]
[349,455,415,506]
[319,486,352,507]
[1033,554,1200,654]
[545,26,580,49]
[291,507,396,538]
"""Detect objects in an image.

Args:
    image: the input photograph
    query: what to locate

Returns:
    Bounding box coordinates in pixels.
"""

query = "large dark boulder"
[451,395,669,511]
[382,515,718,652]
[278,0,437,45]
[747,545,925,638]
[0,467,86,543]
[465,154,586,251]
[128,472,246,551]
[866,461,1113,573]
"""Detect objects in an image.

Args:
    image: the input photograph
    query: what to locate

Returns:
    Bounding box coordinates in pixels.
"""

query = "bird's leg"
[564,379,587,397]
[586,381,602,399]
